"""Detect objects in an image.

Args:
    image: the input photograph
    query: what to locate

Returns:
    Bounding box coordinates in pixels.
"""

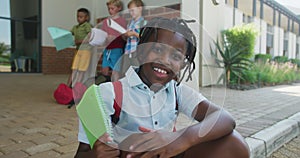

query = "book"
[89,28,108,46]
[47,27,74,51]
[107,18,127,34]
[76,84,113,148]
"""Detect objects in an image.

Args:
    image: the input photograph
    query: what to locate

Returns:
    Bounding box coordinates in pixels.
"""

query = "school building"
[1,0,299,87]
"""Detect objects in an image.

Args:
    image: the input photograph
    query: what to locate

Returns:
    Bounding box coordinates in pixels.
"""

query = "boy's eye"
[150,44,185,62]
[171,51,185,61]
[152,46,162,54]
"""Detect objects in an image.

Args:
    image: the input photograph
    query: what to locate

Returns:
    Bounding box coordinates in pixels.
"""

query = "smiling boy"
[74,17,250,158]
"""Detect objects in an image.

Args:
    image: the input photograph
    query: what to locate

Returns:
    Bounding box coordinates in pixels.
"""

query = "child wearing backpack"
[74,17,250,158]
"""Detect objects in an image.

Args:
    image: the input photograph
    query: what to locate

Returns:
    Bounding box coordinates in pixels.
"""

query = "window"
[242,14,254,24]
[296,41,299,59]
[266,24,274,55]
[283,32,288,57]
[0,0,41,73]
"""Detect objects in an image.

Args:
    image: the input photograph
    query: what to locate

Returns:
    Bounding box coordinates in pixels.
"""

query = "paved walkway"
[0,74,299,158]
[268,135,300,158]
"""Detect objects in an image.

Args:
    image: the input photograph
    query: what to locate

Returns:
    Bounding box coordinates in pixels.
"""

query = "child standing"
[119,0,146,76]
[100,0,127,81]
[124,0,146,57]
[74,17,249,158]
[67,8,93,87]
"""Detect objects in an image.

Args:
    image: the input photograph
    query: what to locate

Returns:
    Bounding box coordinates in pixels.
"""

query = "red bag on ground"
[53,83,73,105]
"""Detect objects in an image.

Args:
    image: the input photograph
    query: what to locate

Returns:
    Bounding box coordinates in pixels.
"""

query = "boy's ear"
[180,61,187,69]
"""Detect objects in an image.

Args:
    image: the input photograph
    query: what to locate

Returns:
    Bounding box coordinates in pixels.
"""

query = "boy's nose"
[159,51,172,65]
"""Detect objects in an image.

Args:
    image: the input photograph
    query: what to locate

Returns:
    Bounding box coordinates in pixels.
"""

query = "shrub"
[273,56,288,63]
[232,60,300,89]
[289,59,300,68]
[255,54,272,63]
[210,36,253,85]
[249,62,300,85]
[240,69,257,84]
[222,23,259,59]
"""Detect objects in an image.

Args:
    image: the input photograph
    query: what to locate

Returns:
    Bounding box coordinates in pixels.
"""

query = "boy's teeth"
[154,67,167,74]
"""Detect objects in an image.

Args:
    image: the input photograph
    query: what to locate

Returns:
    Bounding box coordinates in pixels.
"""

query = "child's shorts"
[72,50,91,71]
[102,48,123,70]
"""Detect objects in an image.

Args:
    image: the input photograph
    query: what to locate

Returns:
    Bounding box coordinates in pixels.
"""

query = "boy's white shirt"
[78,66,207,144]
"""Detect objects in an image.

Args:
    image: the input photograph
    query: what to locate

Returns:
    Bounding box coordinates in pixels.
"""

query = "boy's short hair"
[139,17,196,64]
[106,0,123,9]
[77,8,90,16]
[127,0,144,8]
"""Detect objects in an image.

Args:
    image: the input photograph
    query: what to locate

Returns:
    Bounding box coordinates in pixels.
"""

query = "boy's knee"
[182,131,250,158]
[230,131,250,158]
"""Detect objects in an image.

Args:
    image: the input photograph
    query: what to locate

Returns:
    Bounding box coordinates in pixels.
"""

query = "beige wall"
[200,1,255,86]
[253,18,261,54]
[273,26,284,56]
[287,32,297,59]
[260,20,267,54]
[273,26,280,56]
[298,37,300,59]
[234,9,243,26]
[42,0,94,46]
[201,0,228,86]
[181,0,200,89]
[94,0,180,21]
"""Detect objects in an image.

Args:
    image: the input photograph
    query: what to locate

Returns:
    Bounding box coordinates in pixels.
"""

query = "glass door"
[0,0,41,73]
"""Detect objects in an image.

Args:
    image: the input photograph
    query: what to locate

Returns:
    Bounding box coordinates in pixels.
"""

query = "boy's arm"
[121,100,235,158]
[123,30,139,39]
[74,142,95,158]
[74,134,120,158]
[181,100,235,146]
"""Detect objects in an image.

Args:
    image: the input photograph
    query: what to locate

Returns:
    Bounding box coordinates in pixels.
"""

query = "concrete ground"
[0,74,299,158]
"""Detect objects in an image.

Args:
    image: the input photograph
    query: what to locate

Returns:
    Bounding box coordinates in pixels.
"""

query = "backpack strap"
[111,81,122,124]
[173,83,178,132]
[175,84,179,111]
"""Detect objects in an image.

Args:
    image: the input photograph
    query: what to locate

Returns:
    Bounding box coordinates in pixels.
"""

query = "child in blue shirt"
[123,0,146,57]
[74,17,250,158]
[118,0,147,79]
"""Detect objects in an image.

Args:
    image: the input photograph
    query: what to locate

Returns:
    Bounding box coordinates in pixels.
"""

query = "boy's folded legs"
[181,130,250,158]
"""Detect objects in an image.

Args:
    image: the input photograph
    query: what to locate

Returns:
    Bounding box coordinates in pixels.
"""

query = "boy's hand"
[124,30,138,38]
[92,133,120,158]
[119,127,188,158]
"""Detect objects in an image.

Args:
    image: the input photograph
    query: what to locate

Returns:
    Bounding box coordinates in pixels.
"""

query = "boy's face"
[107,4,121,16]
[138,29,187,87]
[77,12,88,24]
[128,3,142,20]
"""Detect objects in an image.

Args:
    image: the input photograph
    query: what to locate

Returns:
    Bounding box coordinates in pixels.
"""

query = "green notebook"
[76,84,113,148]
